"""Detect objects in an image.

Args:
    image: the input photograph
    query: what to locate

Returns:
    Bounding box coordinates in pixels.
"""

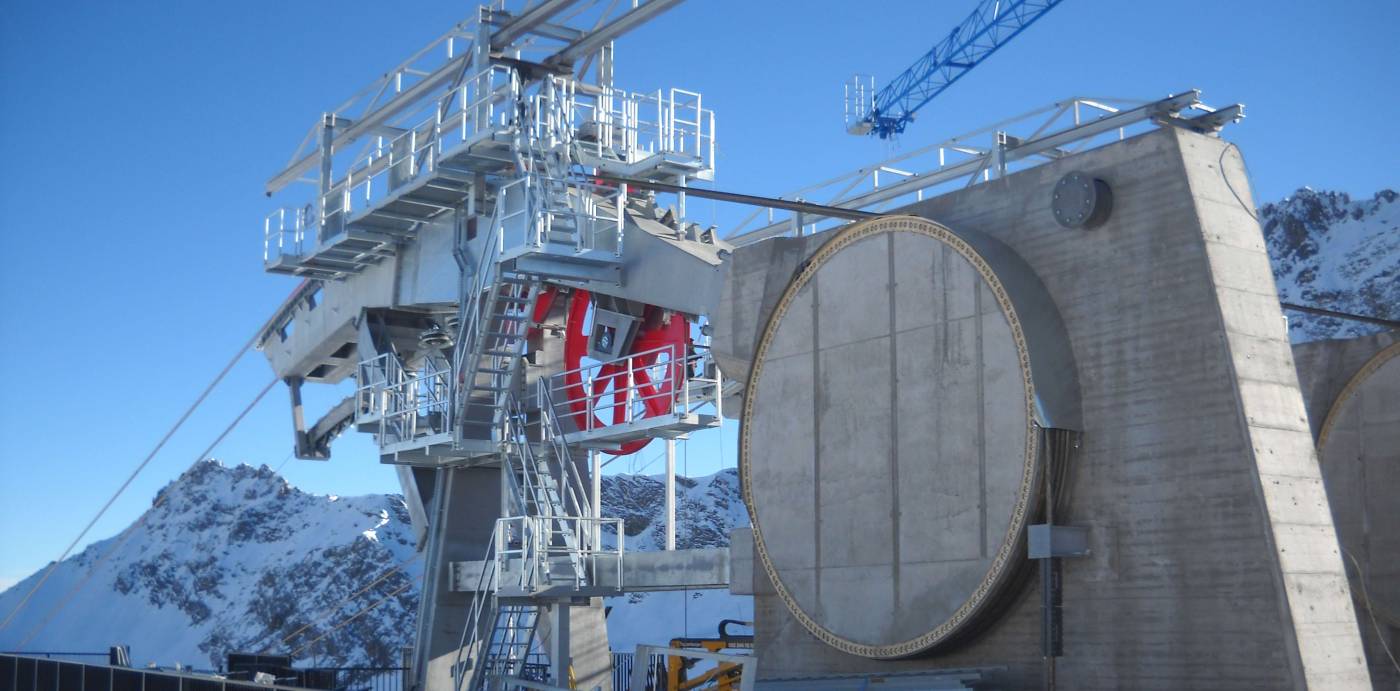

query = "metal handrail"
[571,82,716,170]
[355,352,398,423]
[308,65,520,239]
[263,206,310,262]
[536,381,594,524]
[546,345,720,434]
[452,534,499,691]
[357,355,452,449]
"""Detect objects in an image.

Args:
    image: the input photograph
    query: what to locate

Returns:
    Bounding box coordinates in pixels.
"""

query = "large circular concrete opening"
[1318,343,1400,629]
[740,215,1040,658]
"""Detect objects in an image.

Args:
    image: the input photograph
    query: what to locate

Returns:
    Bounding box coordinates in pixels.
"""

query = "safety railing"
[494,515,623,594]
[572,84,716,173]
[358,355,453,449]
[537,381,597,523]
[546,345,721,436]
[501,393,595,549]
[727,92,1239,245]
[355,353,399,424]
[312,65,522,235]
[452,532,499,691]
[263,206,311,263]
[495,174,626,258]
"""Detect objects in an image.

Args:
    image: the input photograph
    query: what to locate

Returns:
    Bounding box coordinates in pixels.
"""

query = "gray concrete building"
[1293,332,1400,690]
[716,126,1373,689]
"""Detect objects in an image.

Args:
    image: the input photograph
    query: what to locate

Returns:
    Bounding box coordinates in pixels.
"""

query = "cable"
[1218,141,1258,222]
[248,553,419,654]
[1280,302,1400,330]
[288,581,414,659]
[15,377,279,646]
[0,332,262,632]
[272,452,295,475]
[1342,546,1400,675]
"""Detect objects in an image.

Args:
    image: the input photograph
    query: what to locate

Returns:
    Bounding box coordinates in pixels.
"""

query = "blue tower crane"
[849,0,1064,139]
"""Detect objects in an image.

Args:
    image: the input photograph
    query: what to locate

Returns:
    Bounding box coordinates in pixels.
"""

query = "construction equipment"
[846,0,1064,138]
[666,620,754,691]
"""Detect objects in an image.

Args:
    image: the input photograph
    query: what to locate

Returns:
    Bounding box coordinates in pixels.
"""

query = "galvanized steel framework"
[251,2,1251,688]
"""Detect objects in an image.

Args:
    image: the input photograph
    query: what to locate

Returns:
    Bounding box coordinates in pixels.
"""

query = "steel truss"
[729,90,1243,247]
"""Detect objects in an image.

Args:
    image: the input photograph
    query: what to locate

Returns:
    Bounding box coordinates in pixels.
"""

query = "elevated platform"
[564,412,719,447]
[451,547,731,594]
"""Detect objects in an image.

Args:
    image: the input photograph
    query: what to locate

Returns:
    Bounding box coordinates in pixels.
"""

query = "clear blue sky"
[1,0,1396,590]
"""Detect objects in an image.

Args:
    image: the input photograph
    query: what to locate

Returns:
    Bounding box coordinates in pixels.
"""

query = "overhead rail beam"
[488,0,582,48]
[266,53,473,194]
[591,174,879,221]
[546,0,684,66]
[729,91,1242,247]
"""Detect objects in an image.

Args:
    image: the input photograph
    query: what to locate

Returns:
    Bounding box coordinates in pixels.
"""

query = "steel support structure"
[730,90,1243,247]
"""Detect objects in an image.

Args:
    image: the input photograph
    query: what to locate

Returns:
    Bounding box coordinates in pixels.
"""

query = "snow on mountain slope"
[0,461,422,670]
[1261,188,1399,342]
[0,462,750,666]
[596,468,753,651]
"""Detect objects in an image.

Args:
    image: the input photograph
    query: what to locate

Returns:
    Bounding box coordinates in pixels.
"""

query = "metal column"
[665,439,676,550]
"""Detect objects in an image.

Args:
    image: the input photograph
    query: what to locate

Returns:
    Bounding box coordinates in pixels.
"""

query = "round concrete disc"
[1318,343,1400,621]
[741,215,1039,658]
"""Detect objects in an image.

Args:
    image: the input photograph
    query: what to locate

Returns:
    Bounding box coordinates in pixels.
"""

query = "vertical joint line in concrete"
[976,282,988,558]
[811,272,822,607]
[887,233,901,609]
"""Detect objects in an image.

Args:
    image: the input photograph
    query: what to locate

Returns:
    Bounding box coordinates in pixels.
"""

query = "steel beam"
[266,53,471,194]
[728,92,1208,247]
[488,0,581,48]
[592,174,878,222]
[546,0,684,66]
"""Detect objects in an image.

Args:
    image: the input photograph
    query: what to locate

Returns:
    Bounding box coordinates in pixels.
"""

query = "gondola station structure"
[110,0,1395,689]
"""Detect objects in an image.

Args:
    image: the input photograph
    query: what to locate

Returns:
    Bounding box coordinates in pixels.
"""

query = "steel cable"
[247,553,420,654]
[288,581,415,659]
[15,377,279,646]
[0,332,264,632]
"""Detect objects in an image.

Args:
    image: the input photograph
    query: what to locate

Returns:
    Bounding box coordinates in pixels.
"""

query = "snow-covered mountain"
[0,460,750,670]
[1261,187,1398,342]
[0,461,422,671]
[596,468,753,652]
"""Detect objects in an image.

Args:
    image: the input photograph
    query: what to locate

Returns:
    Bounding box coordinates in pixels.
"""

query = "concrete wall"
[1293,332,1400,690]
[717,126,1371,689]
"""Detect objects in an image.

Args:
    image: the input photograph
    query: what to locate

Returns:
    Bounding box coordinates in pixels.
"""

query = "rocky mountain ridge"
[1262,187,1398,342]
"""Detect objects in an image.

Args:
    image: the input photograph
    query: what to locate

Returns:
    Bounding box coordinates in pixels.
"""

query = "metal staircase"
[452,391,622,691]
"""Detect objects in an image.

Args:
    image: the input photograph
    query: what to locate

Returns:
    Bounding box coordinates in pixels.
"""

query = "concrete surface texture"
[716,126,1371,689]
[741,217,1039,658]
[414,465,611,691]
[1293,332,1400,690]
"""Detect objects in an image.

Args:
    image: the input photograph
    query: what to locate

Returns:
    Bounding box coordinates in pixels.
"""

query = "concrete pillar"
[412,467,503,691]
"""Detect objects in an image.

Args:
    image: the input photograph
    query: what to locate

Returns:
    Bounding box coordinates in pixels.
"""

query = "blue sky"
[0,0,1395,590]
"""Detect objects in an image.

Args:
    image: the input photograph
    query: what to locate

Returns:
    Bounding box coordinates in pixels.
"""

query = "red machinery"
[561,289,689,455]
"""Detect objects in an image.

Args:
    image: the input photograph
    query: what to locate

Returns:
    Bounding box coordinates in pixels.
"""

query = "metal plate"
[1051,172,1112,229]
[740,215,1040,658]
